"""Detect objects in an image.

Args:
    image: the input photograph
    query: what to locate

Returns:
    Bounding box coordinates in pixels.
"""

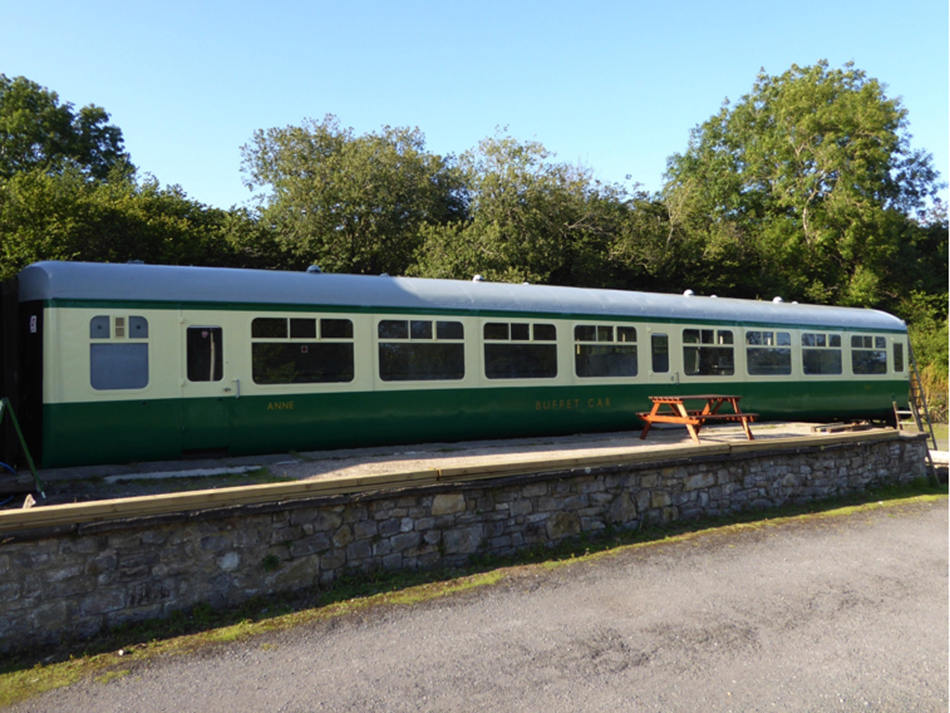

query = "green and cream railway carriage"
[6,261,910,468]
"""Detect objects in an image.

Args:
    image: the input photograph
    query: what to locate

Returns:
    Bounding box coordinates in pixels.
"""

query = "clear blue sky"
[3,0,948,210]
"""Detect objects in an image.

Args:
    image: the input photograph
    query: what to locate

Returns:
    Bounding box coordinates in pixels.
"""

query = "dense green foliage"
[663,61,941,307]
[0,74,132,180]
[241,115,465,275]
[0,66,946,400]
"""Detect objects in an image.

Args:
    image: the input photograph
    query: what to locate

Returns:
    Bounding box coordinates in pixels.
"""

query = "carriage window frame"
[893,342,905,373]
[682,328,734,377]
[574,324,638,378]
[651,334,669,373]
[483,321,558,380]
[801,332,843,375]
[745,330,791,376]
[90,315,150,390]
[377,319,465,382]
[850,334,888,375]
[251,316,354,385]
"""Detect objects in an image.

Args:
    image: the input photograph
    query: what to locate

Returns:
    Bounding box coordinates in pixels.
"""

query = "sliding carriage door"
[181,316,234,453]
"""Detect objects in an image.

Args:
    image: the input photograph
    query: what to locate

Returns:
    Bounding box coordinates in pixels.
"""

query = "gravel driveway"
[10,498,947,713]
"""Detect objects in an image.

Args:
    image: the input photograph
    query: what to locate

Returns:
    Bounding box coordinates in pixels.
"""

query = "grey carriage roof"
[18,261,906,332]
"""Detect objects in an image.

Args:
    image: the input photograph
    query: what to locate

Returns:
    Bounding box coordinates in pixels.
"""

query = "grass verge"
[1,479,946,707]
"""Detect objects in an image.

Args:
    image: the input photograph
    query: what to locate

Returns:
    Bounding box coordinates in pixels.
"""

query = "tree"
[0,75,132,180]
[240,115,465,275]
[663,61,942,306]
[0,169,241,279]
[413,131,628,286]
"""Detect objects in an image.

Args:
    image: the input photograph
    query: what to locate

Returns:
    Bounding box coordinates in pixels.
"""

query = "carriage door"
[181,322,232,453]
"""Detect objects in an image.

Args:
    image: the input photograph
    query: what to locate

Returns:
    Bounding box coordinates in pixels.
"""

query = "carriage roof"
[17,261,906,332]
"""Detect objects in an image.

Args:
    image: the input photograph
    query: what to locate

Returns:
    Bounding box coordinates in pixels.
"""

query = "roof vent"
[683,289,694,297]
[772,296,784,303]
[473,275,485,282]
[709,294,718,299]
[306,265,323,274]
[380,273,389,277]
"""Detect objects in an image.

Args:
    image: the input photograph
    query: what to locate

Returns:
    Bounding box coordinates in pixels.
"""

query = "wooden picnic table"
[637,394,757,444]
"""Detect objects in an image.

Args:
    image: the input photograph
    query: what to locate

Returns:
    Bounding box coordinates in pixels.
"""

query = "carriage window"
[574,324,637,378]
[651,334,669,373]
[484,322,557,379]
[90,315,110,339]
[746,331,791,376]
[290,318,316,339]
[802,332,842,375]
[90,316,149,389]
[252,318,287,338]
[851,334,887,375]
[682,328,734,376]
[129,316,148,338]
[893,342,904,373]
[188,327,223,382]
[91,344,149,390]
[252,317,353,384]
[378,319,464,381]
[321,319,353,339]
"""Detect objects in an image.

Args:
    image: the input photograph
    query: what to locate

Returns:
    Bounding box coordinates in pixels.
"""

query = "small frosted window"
[91,343,148,390]
[90,316,110,339]
[129,316,148,338]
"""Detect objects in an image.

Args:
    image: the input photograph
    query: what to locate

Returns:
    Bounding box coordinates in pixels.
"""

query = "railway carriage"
[2,261,910,468]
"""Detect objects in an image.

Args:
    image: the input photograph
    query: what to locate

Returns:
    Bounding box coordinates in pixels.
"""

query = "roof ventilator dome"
[306,265,323,274]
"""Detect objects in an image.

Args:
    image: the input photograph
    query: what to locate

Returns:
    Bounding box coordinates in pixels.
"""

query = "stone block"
[443,526,484,555]
[522,483,548,498]
[217,552,241,572]
[431,492,466,516]
[391,532,422,553]
[684,472,715,491]
[546,512,581,539]
[353,520,378,540]
[332,525,354,548]
[607,492,638,524]
[347,540,373,560]
[378,518,401,538]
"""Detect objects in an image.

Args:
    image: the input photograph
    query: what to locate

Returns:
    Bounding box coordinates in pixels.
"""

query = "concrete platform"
[28,421,873,484]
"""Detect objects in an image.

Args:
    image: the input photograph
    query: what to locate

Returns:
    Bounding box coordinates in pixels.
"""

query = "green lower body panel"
[40,379,908,468]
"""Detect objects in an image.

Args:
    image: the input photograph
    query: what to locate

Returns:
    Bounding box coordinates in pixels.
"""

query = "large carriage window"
[746,331,791,376]
[90,315,149,390]
[484,322,557,379]
[682,328,734,376]
[851,334,887,375]
[802,332,842,375]
[377,319,464,381]
[252,317,353,384]
[188,326,223,382]
[574,324,637,377]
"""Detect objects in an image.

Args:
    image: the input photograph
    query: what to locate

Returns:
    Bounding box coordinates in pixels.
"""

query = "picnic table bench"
[637,394,757,444]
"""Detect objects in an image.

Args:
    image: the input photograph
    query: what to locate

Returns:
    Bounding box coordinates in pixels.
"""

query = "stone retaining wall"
[0,434,927,653]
